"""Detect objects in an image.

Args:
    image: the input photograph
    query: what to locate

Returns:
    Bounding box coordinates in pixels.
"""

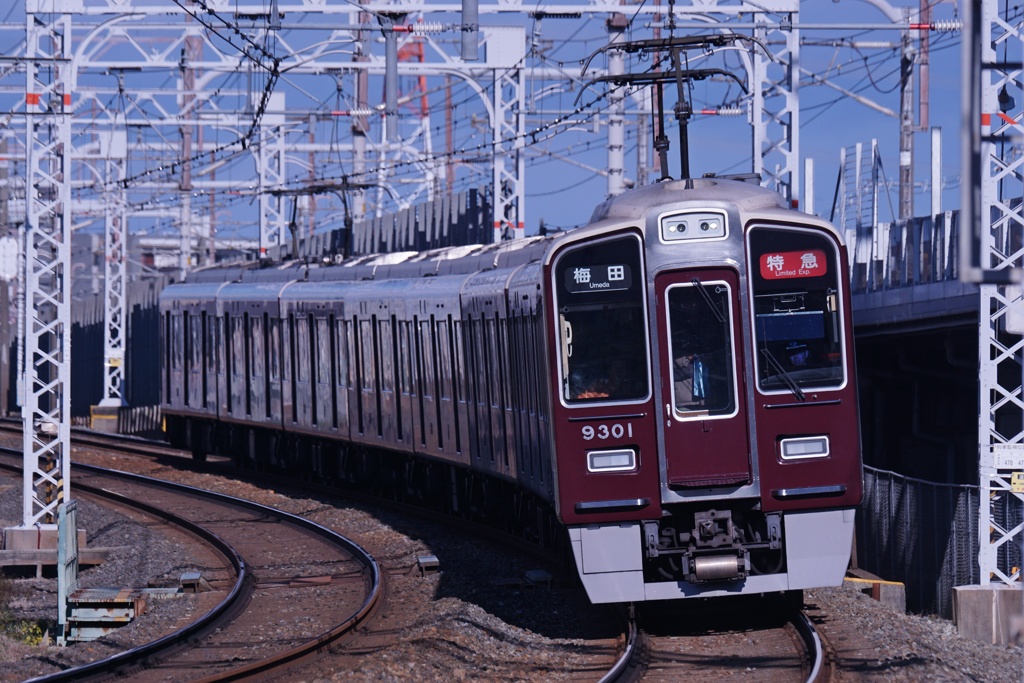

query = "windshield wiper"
[760,349,806,401]
[690,278,725,323]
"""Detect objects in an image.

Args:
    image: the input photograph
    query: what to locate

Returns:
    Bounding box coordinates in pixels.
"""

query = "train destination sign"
[759,249,827,280]
[564,264,633,293]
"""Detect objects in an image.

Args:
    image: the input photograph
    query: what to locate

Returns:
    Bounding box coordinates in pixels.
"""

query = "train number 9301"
[582,423,634,441]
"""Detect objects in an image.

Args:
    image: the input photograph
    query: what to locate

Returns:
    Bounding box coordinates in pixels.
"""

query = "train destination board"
[564,264,633,293]
[759,250,827,280]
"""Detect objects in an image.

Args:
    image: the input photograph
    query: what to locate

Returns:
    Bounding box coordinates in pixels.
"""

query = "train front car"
[545,178,862,604]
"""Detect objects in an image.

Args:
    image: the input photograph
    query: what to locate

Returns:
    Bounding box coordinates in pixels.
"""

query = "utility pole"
[606,14,627,198]
[899,7,915,220]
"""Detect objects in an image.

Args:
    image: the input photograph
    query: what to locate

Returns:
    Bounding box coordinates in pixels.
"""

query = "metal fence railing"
[845,211,961,295]
[855,465,1023,619]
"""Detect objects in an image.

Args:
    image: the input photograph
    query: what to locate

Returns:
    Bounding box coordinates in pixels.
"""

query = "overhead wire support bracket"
[575,66,747,180]
[579,33,772,78]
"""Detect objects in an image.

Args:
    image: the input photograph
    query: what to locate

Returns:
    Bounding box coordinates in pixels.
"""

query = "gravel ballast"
[1,454,1022,682]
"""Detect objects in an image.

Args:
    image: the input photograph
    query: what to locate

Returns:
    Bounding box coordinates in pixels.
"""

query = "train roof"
[173,176,834,291]
[589,176,786,224]
[178,234,556,287]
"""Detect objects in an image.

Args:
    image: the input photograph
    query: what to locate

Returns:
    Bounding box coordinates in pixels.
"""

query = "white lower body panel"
[569,508,856,604]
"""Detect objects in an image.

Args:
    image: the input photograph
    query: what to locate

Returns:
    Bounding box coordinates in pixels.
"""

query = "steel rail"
[0,449,382,682]
[595,607,639,683]
[793,610,825,683]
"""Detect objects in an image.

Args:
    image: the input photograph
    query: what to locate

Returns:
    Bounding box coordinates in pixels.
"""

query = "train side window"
[263,312,272,419]
[171,314,183,372]
[397,319,411,396]
[182,313,191,402]
[251,314,264,380]
[665,281,738,418]
[552,233,650,405]
[222,314,232,414]
[295,316,310,383]
[336,317,349,390]
[419,318,435,400]
[287,313,297,423]
[163,311,172,403]
[359,319,375,391]
[268,316,280,381]
[353,316,365,434]
[431,315,444,448]
[188,313,202,400]
[316,317,331,386]
[245,313,256,417]
[448,316,463,454]
[311,314,322,425]
[232,314,246,407]
[436,317,451,401]
[329,315,339,429]
[748,226,846,394]
[378,316,394,395]
[371,315,383,437]
[201,311,210,408]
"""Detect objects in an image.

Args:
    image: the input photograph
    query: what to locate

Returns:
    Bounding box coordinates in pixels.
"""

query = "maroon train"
[161,177,862,604]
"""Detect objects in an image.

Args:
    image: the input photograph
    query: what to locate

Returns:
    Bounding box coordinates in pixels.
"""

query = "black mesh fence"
[856,465,1023,618]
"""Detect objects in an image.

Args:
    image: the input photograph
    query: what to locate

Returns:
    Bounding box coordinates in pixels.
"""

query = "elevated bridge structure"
[848,211,977,331]
[846,206,1024,641]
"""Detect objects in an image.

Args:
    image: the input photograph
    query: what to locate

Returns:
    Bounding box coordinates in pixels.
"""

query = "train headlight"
[587,448,636,473]
[659,210,727,242]
[779,436,830,461]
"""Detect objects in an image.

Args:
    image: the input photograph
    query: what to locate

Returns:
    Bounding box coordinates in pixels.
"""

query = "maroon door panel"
[655,268,752,488]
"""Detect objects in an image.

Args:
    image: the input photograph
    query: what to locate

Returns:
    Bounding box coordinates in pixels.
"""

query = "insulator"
[411,22,446,34]
[698,108,744,117]
[333,108,377,117]
[930,20,961,33]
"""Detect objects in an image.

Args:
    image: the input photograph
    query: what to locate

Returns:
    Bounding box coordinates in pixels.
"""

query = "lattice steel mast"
[962,0,1024,588]
[20,0,74,530]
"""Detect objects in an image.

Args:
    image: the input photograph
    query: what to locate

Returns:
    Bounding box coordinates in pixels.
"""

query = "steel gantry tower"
[963,0,1024,589]
[19,0,74,532]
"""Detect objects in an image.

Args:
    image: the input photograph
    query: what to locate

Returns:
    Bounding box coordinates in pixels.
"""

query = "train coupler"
[688,550,750,583]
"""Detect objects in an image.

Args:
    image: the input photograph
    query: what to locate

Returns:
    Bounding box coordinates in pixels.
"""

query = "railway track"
[601,597,827,683]
[3,422,837,682]
[0,445,382,682]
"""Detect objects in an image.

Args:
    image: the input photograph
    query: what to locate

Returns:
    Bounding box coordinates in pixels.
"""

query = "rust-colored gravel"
[1,438,1022,682]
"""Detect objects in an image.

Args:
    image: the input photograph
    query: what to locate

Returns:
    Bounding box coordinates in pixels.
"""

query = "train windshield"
[748,226,846,394]
[553,233,650,405]
[665,280,737,418]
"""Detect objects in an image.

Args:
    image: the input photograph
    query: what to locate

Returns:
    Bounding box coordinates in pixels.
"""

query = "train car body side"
[159,178,862,605]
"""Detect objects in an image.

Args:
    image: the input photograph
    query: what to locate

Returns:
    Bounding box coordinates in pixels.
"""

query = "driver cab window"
[749,226,846,394]
[553,234,650,405]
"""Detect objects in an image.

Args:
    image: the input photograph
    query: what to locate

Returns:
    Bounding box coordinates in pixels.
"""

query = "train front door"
[655,268,752,488]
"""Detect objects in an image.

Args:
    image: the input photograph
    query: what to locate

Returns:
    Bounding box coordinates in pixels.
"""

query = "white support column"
[258,92,288,254]
[605,15,627,200]
[99,127,127,408]
[19,1,74,531]
[752,15,800,208]
[489,27,526,242]
[963,0,1024,591]
[803,157,813,215]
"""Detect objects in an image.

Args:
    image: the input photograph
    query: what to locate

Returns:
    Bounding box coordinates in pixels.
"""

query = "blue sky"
[520,0,965,232]
[0,1,967,242]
